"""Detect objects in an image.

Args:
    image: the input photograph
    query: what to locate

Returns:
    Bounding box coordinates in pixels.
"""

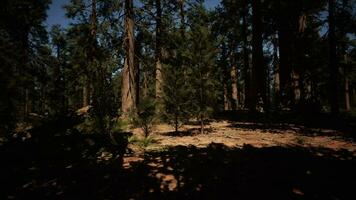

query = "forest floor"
[1,115,356,199]
[129,120,356,155]
[117,120,356,199]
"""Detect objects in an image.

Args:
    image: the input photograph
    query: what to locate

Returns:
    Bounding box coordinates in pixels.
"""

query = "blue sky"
[45,0,220,28]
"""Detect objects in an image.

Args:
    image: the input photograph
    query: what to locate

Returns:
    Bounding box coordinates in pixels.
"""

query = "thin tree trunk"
[328,0,339,115]
[178,0,188,89]
[352,88,356,106]
[82,0,97,108]
[272,33,280,109]
[135,32,143,106]
[25,89,30,116]
[175,114,178,133]
[121,0,135,117]
[344,75,350,111]
[242,0,250,109]
[251,0,266,111]
[90,0,97,44]
[143,71,148,98]
[21,27,30,118]
[221,42,230,111]
[83,81,90,107]
[224,83,229,110]
[200,114,204,134]
[278,28,291,108]
[179,0,185,38]
[229,38,239,110]
[199,63,204,134]
[155,0,163,113]
[344,55,350,111]
[292,70,300,105]
[54,45,62,113]
[277,1,292,108]
[340,1,350,112]
[230,60,238,110]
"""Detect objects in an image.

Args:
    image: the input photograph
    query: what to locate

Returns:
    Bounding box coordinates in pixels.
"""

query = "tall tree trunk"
[179,0,185,37]
[241,0,250,109]
[54,45,62,113]
[291,70,300,105]
[199,67,204,134]
[21,27,30,118]
[179,0,189,94]
[344,74,350,111]
[135,32,143,106]
[220,42,230,110]
[230,53,238,110]
[200,114,204,134]
[224,83,230,111]
[63,60,67,111]
[121,0,135,117]
[251,0,266,111]
[344,55,350,111]
[143,70,148,98]
[90,0,97,45]
[328,0,339,115]
[82,0,97,108]
[83,80,90,107]
[228,3,239,109]
[340,1,350,112]
[272,33,280,109]
[277,1,292,108]
[352,88,356,107]
[155,0,163,113]
[278,28,291,108]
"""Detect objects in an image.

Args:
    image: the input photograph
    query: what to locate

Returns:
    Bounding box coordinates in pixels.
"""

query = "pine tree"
[329,0,339,115]
[49,25,67,114]
[251,0,266,112]
[186,3,217,134]
[65,0,121,133]
[155,0,164,114]
[0,0,50,132]
[163,29,191,133]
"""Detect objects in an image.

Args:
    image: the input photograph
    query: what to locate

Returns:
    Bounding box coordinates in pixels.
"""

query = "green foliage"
[138,136,156,148]
[185,4,218,131]
[111,118,129,133]
[132,97,156,138]
[0,30,18,136]
[0,0,51,135]
[162,63,191,132]
[127,135,139,143]
[63,0,121,134]
[295,136,306,145]
[162,28,191,132]
[128,135,156,148]
[77,112,109,135]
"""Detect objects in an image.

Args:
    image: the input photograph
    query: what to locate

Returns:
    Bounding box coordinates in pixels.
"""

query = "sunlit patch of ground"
[121,120,356,193]
[130,120,356,154]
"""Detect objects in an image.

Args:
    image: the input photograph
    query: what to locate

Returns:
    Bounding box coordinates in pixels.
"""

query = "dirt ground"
[2,119,356,199]
[118,120,356,199]
[130,120,356,154]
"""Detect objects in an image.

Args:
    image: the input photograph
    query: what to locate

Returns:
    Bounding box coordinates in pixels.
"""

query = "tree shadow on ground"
[164,130,193,137]
[164,127,214,137]
[0,113,129,200]
[1,127,355,200]
[139,144,356,200]
[227,121,344,137]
